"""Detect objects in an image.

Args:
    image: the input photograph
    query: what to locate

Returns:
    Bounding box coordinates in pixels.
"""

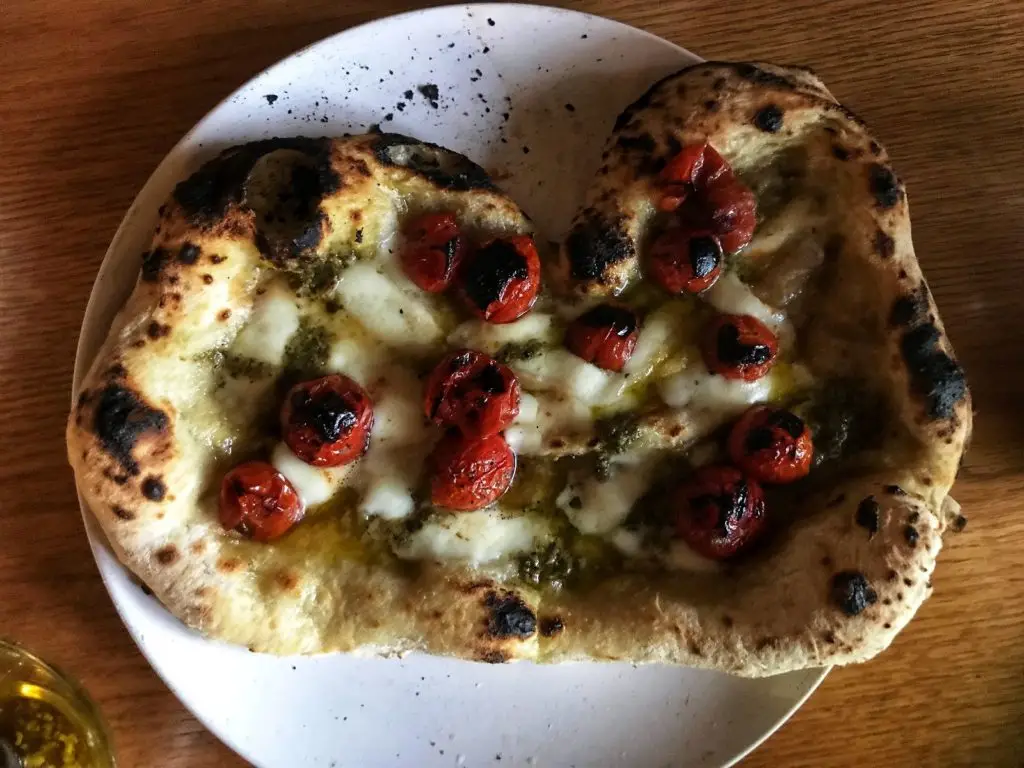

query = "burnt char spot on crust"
[141,476,166,502]
[832,145,851,161]
[92,385,168,475]
[885,484,906,496]
[868,163,904,209]
[141,248,170,282]
[155,545,178,565]
[890,291,927,327]
[372,133,496,191]
[480,650,508,664]
[173,137,339,224]
[874,229,896,259]
[565,212,633,283]
[111,505,135,521]
[734,62,797,89]
[177,243,201,264]
[900,323,968,419]
[856,496,880,537]
[539,617,564,637]
[484,591,537,639]
[612,67,695,132]
[274,571,299,591]
[146,321,170,339]
[831,571,878,616]
[904,525,920,547]
[753,105,784,133]
[616,133,656,154]
[952,514,968,532]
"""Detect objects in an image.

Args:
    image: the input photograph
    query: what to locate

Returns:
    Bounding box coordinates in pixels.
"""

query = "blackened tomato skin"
[400,212,466,292]
[674,464,766,560]
[431,432,516,511]
[459,235,541,324]
[701,313,779,382]
[564,304,640,372]
[219,461,304,542]
[647,229,723,294]
[281,375,374,467]
[424,350,521,438]
[728,405,814,484]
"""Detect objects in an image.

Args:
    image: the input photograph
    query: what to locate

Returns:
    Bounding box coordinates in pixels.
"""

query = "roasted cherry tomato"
[219,461,304,542]
[564,303,640,372]
[701,313,778,381]
[281,374,374,467]
[658,142,708,210]
[424,350,520,438]
[647,228,723,294]
[728,405,814,484]
[399,212,467,292]
[674,464,766,559]
[657,143,757,254]
[459,234,540,323]
[431,432,516,511]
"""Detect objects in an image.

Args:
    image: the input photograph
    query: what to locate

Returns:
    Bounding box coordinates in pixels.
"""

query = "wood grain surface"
[2,0,1022,765]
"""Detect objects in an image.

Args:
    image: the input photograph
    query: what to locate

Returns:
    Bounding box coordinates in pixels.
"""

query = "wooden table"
[3,0,1022,765]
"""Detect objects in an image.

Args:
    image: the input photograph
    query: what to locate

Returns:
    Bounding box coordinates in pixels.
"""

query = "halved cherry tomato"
[424,350,520,438]
[219,461,304,542]
[399,212,466,292]
[674,464,766,559]
[647,229,723,294]
[564,303,640,371]
[657,143,757,254]
[281,374,374,467]
[701,313,778,381]
[658,142,708,211]
[728,405,814,484]
[459,235,540,323]
[431,432,516,511]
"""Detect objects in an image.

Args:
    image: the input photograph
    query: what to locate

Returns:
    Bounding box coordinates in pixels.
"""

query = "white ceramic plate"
[73,5,828,766]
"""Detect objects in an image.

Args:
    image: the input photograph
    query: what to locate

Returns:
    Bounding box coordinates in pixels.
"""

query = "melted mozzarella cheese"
[447,313,555,354]
[608,528,721,573]
[556,462,651,535]
[505,394,590,455]
[396,510,551,565]
[608,527,644,557]
[662,540,722,573]
[271,442,349,507]
[704,272,784,330]
[624,303,682,376]
[335,263,443,351]
[366,365,429,449]
[512,349,615,405]
[360,468,415,524]
[326,336,384,388]
[231,284,301,364]
[659,360,772,414]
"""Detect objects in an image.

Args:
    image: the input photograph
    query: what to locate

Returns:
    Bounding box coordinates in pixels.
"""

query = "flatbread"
[545,62,971,672]
[67,134,543,659]
[67,63,971,676]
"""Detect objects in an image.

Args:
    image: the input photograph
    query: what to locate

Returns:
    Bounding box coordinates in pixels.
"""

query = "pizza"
[67,62,971,676]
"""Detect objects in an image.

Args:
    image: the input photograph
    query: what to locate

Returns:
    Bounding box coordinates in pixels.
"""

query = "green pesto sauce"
[594,412,643,455]
[283,322,331,378]
[495,338,546,364]
[285,251,355,296]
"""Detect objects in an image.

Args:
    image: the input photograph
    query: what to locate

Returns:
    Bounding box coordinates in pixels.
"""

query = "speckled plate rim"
[71,4,830,766]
